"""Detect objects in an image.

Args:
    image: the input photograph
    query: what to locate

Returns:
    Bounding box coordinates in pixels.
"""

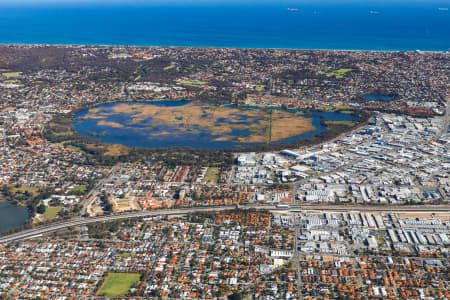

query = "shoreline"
[46,99,368,158]
[0,42,448,53]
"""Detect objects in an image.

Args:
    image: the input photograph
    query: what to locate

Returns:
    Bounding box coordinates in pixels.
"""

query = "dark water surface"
[0,202,29,234]
[364,94,394,101]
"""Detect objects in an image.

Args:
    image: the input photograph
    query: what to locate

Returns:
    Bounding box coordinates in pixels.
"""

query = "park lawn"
[2,72,22,78]
[254,84,266,92]
[41,206,62,221]
[72,185,87,194]
[0,185,38,207]
[3,80,20,84]
[97,273,141,297]
[326,68,353,78]
[10,185,39,197]
[177,80,208,86]
[204,167,220,184]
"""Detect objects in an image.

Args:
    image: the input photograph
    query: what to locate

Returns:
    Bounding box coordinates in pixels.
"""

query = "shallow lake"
[74,101,359,149]
[0,202,29,234]
[364,94,393,101]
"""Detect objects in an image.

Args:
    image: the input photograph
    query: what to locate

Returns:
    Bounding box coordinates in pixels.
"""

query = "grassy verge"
[67,145,85,153]
[204,167,220,184]
[36,206,62,222]
[324,120,356,127]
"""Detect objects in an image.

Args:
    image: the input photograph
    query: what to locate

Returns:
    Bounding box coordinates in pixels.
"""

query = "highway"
[289,205,450,212]
[1,204,450,245]
[0,206,244,245]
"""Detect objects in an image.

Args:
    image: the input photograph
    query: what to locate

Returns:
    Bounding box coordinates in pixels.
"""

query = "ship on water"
[287,8,299,11]
[438,7,448,11]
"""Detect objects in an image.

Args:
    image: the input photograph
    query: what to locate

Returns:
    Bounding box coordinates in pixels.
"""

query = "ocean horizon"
[0,1,449,51]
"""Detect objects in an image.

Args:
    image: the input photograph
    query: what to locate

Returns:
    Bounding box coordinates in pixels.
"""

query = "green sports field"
[97,273,141,297]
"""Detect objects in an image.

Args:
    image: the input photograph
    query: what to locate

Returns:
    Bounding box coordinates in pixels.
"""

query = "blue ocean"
[0,1,449,51]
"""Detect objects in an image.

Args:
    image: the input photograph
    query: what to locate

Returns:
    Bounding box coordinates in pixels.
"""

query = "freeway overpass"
[1,204,450,245]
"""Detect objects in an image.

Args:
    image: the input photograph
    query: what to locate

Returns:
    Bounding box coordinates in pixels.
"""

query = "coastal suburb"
[0,44,449,299]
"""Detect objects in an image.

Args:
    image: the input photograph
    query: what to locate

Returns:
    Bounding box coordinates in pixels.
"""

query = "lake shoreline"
[42,99,370,167]
[72,100,362,150]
